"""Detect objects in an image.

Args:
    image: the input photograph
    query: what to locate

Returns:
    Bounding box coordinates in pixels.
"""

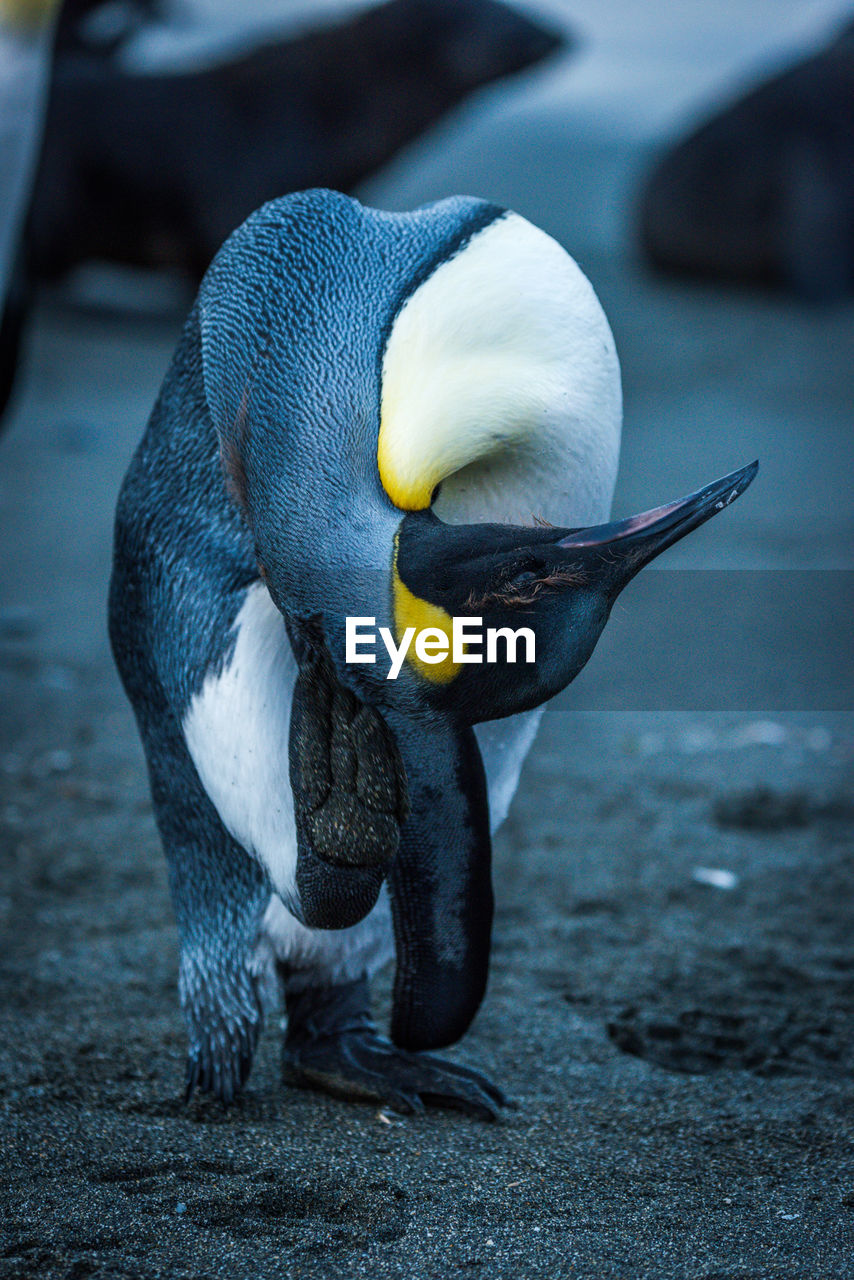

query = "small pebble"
[731,720,787,748]
[693,867,738,890]
[45,749,73,774]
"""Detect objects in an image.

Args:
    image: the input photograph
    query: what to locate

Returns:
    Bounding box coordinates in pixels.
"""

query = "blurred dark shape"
[0,0,160,422]
[639,18,854,302]
[0,0,562,422]
[713,785,811,831]
[53,0,162,57]
[0,253,27,419]
[713,785,853,830]
[27,0,564,282]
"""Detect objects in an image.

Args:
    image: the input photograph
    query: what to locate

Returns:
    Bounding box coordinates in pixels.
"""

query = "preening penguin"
[109,189,757,1115]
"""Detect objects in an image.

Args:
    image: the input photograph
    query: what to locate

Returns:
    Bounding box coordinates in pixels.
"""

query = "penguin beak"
[556,460,758,587]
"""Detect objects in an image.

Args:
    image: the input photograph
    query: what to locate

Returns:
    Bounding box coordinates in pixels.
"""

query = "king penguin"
[109,189,757,1116]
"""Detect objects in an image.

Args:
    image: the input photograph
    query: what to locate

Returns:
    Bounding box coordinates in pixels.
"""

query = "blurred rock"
[711,784,847,830]
[639,18,854,301]
[692,866,738,890]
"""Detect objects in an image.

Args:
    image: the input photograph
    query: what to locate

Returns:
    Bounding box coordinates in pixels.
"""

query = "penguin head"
[200,191,755,726]
[195,191,758,946]
[384,461,758,721]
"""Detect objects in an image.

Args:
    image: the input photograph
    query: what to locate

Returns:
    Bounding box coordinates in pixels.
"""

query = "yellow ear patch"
[392,544,460,683]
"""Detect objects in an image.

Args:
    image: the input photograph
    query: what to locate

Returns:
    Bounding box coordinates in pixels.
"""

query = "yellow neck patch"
[392,541,460,683]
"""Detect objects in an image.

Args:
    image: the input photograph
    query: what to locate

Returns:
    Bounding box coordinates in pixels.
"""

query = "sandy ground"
[2,3,854,1276]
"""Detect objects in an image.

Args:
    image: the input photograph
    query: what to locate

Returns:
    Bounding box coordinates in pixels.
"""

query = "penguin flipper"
[385,714,493,1053]
[282,976,507,1121]
[288,625,409,929]
[111,611,271,1107]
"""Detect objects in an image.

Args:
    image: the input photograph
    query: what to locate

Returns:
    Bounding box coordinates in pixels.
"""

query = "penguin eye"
[467,559,586,611]
[498,569,546,608]
[464,563,544,611]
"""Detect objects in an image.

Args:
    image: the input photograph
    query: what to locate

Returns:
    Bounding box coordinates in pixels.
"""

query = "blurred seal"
[640,18,854,302]
[27,0,564,281]
[0,0,563,422]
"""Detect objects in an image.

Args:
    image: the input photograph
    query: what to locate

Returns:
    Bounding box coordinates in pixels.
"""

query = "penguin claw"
[184,1055,200,1104]
[282,1028,508,1121]
[413,1050,512,1112]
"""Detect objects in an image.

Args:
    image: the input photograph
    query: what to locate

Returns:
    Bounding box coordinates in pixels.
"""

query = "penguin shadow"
[31,1032,286,1122]
[121,1085,291,1125]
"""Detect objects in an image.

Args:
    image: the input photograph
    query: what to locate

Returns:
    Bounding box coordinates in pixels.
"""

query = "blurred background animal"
[0,0,563,418]
[640,16,854,301]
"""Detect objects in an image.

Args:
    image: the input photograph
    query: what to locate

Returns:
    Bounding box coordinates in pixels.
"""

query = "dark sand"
[2,666,852,1278]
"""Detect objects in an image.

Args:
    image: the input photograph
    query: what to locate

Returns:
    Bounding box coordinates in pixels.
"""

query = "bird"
[109,188,757,1116]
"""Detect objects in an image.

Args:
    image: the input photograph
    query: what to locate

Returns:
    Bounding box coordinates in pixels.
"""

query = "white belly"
[183,581,300,905]
[257,885,395,989]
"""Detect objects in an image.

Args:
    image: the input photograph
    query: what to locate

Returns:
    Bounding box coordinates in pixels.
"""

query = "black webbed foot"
[284,1028,507,1120]
[282,977,508,1121]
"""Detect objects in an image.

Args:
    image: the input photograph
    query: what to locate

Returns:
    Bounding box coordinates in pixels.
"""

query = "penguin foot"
[283,1031,507,1119]
[184,1024,256,1107]
[282,977,508,1120]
